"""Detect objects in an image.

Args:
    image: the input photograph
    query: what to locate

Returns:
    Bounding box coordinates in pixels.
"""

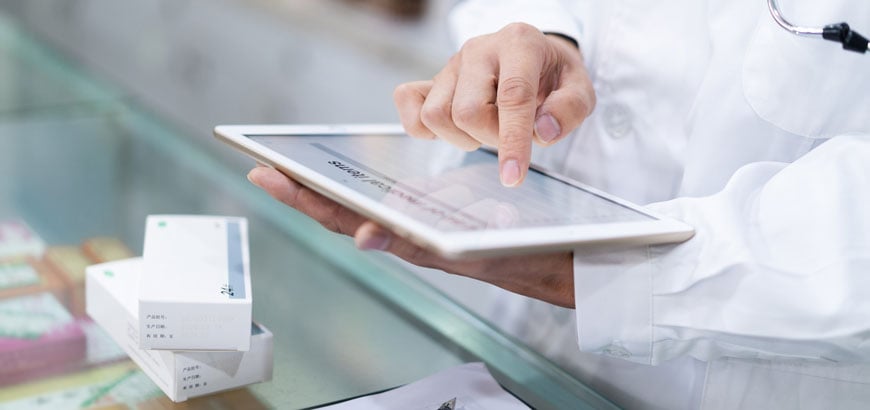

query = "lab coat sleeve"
[573,135,870,365]
[448,0,582,49]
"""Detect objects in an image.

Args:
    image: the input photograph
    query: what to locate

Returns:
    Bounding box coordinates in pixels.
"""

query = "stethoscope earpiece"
[768,0,868,54]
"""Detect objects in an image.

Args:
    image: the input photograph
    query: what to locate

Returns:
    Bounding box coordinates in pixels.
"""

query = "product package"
[81,237,134,264]
[0,219,46,259]
[0,292,86,386]
[139,215,252,351]
[43,246,92,317]
[0,257,69,308]
[86,258,272,402]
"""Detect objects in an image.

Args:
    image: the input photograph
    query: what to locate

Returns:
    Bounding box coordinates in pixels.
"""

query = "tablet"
[214,124,694,259]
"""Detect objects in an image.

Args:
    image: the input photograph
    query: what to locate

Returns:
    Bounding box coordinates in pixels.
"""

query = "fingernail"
[500,160,521,187]
[358,231,391,251]
[247,168,264,187]
[534,113,561,143]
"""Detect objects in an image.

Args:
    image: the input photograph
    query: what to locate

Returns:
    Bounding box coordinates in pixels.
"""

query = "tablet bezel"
[215,124,694,259]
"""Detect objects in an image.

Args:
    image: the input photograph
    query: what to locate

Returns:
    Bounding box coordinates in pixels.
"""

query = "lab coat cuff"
[448,0,583,50]
[573,244,655,365]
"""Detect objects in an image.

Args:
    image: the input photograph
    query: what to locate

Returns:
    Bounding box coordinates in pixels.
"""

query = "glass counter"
[0,15,617,410]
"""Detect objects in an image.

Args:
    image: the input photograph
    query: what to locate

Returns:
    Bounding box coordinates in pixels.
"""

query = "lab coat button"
[603,104,632,139]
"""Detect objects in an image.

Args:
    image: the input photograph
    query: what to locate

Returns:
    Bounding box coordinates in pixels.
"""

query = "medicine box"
[0,219,46,259]
[0,292,86,386]
[0,257,70,309]
[81,236,134,263]
[86,257,272,402]
[43,246,91,317]
[139,215,252,351]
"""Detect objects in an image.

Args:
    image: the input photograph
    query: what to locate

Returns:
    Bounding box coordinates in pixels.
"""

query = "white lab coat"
[447,0,870,408]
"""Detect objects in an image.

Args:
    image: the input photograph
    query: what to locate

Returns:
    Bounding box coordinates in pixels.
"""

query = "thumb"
[533,78,595,146]
[533,36,595,146]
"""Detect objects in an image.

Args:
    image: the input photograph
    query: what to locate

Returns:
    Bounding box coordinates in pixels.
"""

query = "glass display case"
[0,14,617,410]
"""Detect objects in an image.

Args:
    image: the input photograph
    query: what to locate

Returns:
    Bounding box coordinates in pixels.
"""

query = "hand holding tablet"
[215,124,693,259]
[245,163,577,307]
[215,124,693,307]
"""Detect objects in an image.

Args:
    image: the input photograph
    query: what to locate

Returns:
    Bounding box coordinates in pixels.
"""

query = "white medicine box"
[87,257,272,402]
[139,215,252,351]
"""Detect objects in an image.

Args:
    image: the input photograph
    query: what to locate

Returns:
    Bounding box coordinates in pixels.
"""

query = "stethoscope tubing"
[767,0,823,36]
[767,0,869,53]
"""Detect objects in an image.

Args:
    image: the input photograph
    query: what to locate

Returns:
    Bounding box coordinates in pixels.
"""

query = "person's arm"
[573,135,870,365]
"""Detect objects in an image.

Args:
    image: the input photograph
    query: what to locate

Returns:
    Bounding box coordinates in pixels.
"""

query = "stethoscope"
[768,0,868,53]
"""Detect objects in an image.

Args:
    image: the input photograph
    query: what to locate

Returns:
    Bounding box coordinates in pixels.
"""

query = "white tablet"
[214,124,694,259]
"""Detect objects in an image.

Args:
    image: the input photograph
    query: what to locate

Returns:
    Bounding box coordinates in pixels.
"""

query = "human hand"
[247,166,575,308]
[394,23,595,187]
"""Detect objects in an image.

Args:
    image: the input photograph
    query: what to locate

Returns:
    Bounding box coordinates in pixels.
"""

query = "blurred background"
[0,1,617,409]
[0,0,454,164]
[0,0,546,345]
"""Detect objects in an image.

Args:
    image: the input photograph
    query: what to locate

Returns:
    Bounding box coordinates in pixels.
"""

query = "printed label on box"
[0,261,40,290]
[139,215,252,351]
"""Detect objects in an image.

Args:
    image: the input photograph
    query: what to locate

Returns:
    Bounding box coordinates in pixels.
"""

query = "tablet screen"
[248,135,653,232]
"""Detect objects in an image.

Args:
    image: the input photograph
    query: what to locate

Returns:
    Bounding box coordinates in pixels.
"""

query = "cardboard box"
[0,219,46,259]
[139,215,252,351]
[86,258,272,402]
[82,237,135,263]
[0,292,87,386]
[43,246,92,317]
[0,257,70,308]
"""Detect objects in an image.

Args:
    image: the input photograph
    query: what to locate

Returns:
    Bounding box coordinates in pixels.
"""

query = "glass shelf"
[0,13,616,410]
